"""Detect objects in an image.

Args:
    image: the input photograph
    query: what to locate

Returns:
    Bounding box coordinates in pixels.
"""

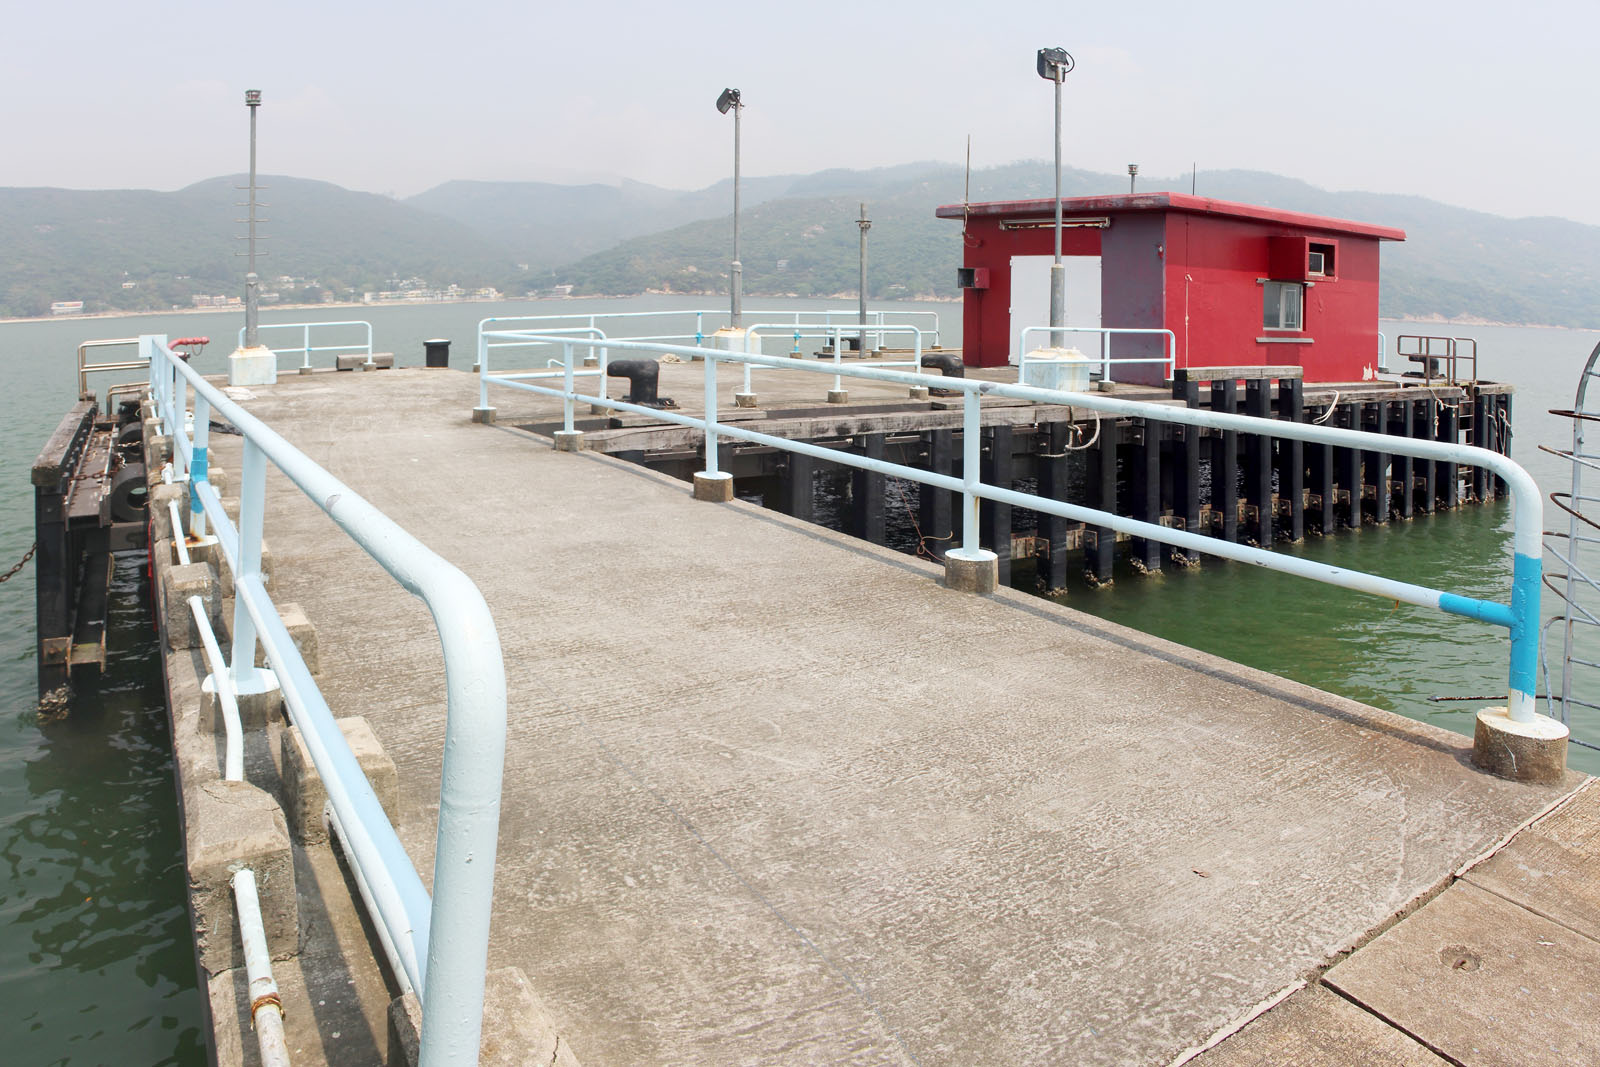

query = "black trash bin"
[424,338,451,368]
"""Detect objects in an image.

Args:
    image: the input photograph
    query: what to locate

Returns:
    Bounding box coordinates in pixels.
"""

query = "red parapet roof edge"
[935,192,1406,242]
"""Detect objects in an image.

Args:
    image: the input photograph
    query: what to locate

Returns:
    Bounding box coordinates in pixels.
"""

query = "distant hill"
[3,164,1599,328]
[0,176,515,318]
[403,162,968,274]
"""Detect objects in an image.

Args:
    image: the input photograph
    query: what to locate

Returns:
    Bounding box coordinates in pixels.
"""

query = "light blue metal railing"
[741,322,931,400]
[146,334,505,1067]
[238,320,375,372]
[479,334,1544,724]
[1017,325,1178,381]
[479,308,942,366]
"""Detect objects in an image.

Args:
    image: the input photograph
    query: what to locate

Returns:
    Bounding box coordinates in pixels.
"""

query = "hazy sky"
[4,0,1597,224]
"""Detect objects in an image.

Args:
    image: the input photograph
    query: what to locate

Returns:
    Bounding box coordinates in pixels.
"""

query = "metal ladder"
[1541,339,1600,751]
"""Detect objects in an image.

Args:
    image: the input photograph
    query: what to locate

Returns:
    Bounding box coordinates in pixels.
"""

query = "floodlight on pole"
[857,203,871,348]
[1036,47,1073,348]
[1128,163,1139,194]
[717,88,743,328]
[244,89,262,349]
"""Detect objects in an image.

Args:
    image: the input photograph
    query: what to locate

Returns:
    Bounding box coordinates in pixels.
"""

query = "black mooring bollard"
[920,352,965,397]
[424,338,451,368]
[607,359,672,407]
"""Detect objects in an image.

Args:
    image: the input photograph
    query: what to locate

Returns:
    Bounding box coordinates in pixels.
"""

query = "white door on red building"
[1009,255,1102,364]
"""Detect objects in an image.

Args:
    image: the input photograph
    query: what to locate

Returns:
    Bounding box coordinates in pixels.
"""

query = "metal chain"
[0,542,37,584]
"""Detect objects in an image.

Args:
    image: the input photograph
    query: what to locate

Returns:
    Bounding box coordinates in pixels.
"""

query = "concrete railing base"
[553,430,584,452]
[200,668,283,733]
[187,778,297,974]
[826,389,849,405]
[944,548,999,595]
[693,472,735,502]
[388,967,582,1067]
[162,562,220,650]
[282,717,400,844]
[472,406,497,425]
[909,385,930,400]
[734,392,758,408]
[1471,707,1569,783]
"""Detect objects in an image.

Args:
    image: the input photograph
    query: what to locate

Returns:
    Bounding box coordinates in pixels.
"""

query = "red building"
[935,193,1406,385]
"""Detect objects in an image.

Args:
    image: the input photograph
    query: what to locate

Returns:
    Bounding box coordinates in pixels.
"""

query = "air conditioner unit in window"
[1307,251,1325,275]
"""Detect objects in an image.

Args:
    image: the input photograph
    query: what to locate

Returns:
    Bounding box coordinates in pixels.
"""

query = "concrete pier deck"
[194,365,1584,1065]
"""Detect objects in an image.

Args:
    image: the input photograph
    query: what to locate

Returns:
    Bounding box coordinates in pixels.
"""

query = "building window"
[1308,242,1336,277]
[1263,281,1304,331]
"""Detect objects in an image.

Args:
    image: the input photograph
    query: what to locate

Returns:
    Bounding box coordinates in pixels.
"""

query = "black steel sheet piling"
[1281,378,1305,542]
[1438,403,1460,509]
[1090,418,1119,582]
[784,452,814,522]
[980,426,1013,586]
[1211,381,1239,543]
[850,434,886,544]
[1038,422,1071,591]
[1246,381,1273,545]
[1134,420,1162,570]
[920,429,954,559]
[1364,402,1390,525]
[1338,404,1362,527]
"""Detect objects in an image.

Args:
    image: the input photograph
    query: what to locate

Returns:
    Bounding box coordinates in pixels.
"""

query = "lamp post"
[1128,163,1138,194]
[857,202,871,352]
[716,88,742,329]
[1036,48,1073,348]
[244,89,262,349]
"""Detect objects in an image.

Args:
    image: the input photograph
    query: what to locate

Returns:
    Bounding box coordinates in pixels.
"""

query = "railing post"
[191,391,210,538]
[942,388,999,593]
[692,347,734,501]
[704,350,720,476]
[301,324,312,373]
[961,391,980,555]
[229,439,268,692]
[561,342,575,433]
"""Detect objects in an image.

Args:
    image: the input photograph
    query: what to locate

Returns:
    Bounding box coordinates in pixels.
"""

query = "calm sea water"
[1,299,1596,1064]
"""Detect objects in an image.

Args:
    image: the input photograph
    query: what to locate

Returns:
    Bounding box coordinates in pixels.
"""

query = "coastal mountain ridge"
[1,163,1597,328]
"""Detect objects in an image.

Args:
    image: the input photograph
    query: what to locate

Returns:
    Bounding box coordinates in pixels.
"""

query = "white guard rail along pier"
[477,329,1545,731]
[146,335,508,1067]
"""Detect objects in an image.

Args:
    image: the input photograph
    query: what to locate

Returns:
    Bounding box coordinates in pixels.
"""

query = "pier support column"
[1364,403,1390,525]
[1438,401,1460,509]
[980,426,1013,587]
[1338,404,1362,527]
[1281,378,1305,542]
[1246,381,1273,546]
[1390,399,1415,520]
[1087,417,1119,583]
[849,434,886,544]
[1470,393,1489,502]
[1133,420,1162,571]
[1421,398,1438,512]
[1211,381,1239,543]
[919,429,954,559]
[1494,393,1512,499]
[1038,422,1071,592]
[783,452,815,522]
[1176,381,1202,563]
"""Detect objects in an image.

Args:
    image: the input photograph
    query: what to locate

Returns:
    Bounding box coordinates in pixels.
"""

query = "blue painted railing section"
[144,335,506,1067]
[476,327,1543,724]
